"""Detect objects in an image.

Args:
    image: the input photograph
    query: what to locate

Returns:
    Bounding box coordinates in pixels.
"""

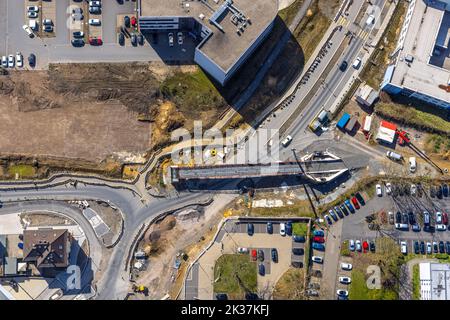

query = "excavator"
[132,284,149,296]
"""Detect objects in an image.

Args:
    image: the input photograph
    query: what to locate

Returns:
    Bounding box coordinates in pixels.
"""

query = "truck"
[29,19,38,31]
[336,113,350,130]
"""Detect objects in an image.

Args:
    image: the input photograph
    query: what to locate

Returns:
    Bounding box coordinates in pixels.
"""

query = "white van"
[409,157,416,173]
[386,151,403,161]
[366,14,375,26]
[352,57,362,69]
[281,135,293,148]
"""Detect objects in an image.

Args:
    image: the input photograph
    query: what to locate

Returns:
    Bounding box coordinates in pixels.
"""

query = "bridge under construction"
[169,151,349,184]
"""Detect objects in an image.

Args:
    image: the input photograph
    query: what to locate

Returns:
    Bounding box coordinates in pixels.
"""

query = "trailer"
[345,117,357,132]
[336,113,351,130]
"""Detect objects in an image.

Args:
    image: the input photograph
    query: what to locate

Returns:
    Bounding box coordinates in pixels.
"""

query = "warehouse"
[381,0,450,109]
[419,262,450,300]
[138,0,278,85]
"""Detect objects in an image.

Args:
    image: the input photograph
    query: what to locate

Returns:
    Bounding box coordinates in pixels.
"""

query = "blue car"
[312,243,325,251]
[344,199,355,213]
[325,215,332,225]
[334,206,344,219]
[329,209,338,221]
[266,222,273,234]
[258,264,265,276]
[313,230,325,237]
[286,221,293,235]
[247,223,254,236]
[340,205,349,216]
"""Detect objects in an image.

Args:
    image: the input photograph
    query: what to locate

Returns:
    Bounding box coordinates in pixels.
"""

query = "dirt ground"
[20,212,76,227]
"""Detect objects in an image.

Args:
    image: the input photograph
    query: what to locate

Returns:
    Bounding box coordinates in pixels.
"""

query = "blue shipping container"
[336,113,351,130]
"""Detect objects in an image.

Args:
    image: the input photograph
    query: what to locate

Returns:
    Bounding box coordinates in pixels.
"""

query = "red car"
[362,241,369,252]
[251,249,257,261]
[131,16,137,27]
[89,37,103,46]
[313,236,325,243]
[351,196,360,209]
[443,212,448,225]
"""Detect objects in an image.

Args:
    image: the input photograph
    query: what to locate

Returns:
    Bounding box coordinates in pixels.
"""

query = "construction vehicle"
[132,284,149,295]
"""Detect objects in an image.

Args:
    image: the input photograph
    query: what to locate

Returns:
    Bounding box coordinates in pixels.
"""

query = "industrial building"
[381,0,450,109]
[137,0,278,85]
[419,262,450,300]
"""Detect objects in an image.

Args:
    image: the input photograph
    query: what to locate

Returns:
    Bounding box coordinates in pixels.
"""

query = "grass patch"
[292,222,309,236]
[341,240,351,257]
[412,264,420,300]
[375,102,450,135]
[251,203,315,218]
[292,0,333,62]
[360,1,408,88]
[213,254,257,299]
[7,165,36,178]
[160,69,226,116]
[273,268,306,299]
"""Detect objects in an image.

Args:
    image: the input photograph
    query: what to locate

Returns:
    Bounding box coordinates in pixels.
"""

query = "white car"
[352,57,362,69]
[426,242,432,254]
[376,184,382,197]
[336,289,348,297]
[281,135,293,147]
[388,211,394,224]
[436,224,447,231]
[279,223,286,236]
[22,24,35,38]
[339,276,352,284]
[356,240,362,252]
[7,55,14,68]
[348,239,355,251]
[312,256,323,263]
[385,182,392,195]
[1,56,7,68]
[15,52,23,67]
[400,241,407,254]
[27,11,38,18]
[341,262,353,271]
[410,184,417,195]
[168,32,174,47]
[237,247,248,254]
[88,18,101,26]
[409,156,416,173]
[436,212,442,224]
[27,5,39,12]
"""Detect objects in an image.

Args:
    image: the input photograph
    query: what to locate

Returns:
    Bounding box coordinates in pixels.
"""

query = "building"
[137,0,278,85]
[419,262,450,300]
[22,229,70,269]
[375,120,397,144]
[381,0,450,109]
[356,84,379,107]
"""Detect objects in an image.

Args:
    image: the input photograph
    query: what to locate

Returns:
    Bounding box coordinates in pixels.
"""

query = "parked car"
[414,241,419,254]
[402,212,409,225]
[118,32,125,46]
[88,18,101,26]
[324,215,332,225]
[446,241,450,254]
[313,230,324,237]
[369,241,375,252]
[436,212,443,224]
[412,223,421,232]
[430,185,437,198]
[237,247,248,254]
[439,241,445,253]
[336,289,348,297]
[137,34,144,46]
[312,256,323,264]
[124,16,130,28]
[340,205,349,216]
[312,243,325,251]
[177,31,183,45]
[339,60,348,71]
[334,206,344,219]
[279,223,286,236]
[395,211,402,224]
[351,196,360,209]
[356,240,362,252]
[247,223,254,236]
[443,212,448,225]
[216,293,228,300]
[362,241,369,252]
[349,239,355,251]
[257,249,264,261]
[329,209,338,221]
[293,235,306,243]
[28,11,38,18]
[433,242,438,253]
[131,16,137,27]
[271,248,278,263]
[420,241,425,254]
[168,32,174,47]
[436,224,447,231]
[344,199,355,213]
[376,184,382,197]
[437,185,443,198]
[339,276,351,284]
[73,31,84,38]
[385,182,392,195]
[131,34,137,46]
[28,53,36,67]
[266,222,273,234]
[2,56,8,68]
[408,212,416,225]
[352,57,362,69]
[341,262,352,270]
[443,184,449,197]
[313,236,325,243]
[7,55,14,68]
[89,6,101,14]
[258,264,265,276]
[281,135,293,147]
[43,25,53,32]
[388,212,394,225]
[355,192,365,205]
[286,221,292,235]
[424,211,431,226]
[89,37,102,45]
[292,248,304,255]
[251,249,257,261]
[400,241,407,254]
[426,242,432,254]
[15,52,23,68]
[410,184,417,196]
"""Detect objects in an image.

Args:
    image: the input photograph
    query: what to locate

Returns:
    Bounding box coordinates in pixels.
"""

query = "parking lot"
[0,0,196,69]
[184,218,308,300]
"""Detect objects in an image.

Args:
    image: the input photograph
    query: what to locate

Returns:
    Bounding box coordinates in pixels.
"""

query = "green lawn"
[292,222,309,236]
[7,165,36,178]
[348,269,397,300]
[213,254,257,299]
[412,264,420,300]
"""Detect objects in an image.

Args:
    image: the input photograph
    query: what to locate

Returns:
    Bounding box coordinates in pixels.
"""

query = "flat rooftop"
[390,0,450,102]
[140,0,278,71]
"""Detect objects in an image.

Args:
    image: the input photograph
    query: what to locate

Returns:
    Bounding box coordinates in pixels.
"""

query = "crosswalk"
[356,29,370,41]
[336,16,371,40]
[336,16,350,28]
